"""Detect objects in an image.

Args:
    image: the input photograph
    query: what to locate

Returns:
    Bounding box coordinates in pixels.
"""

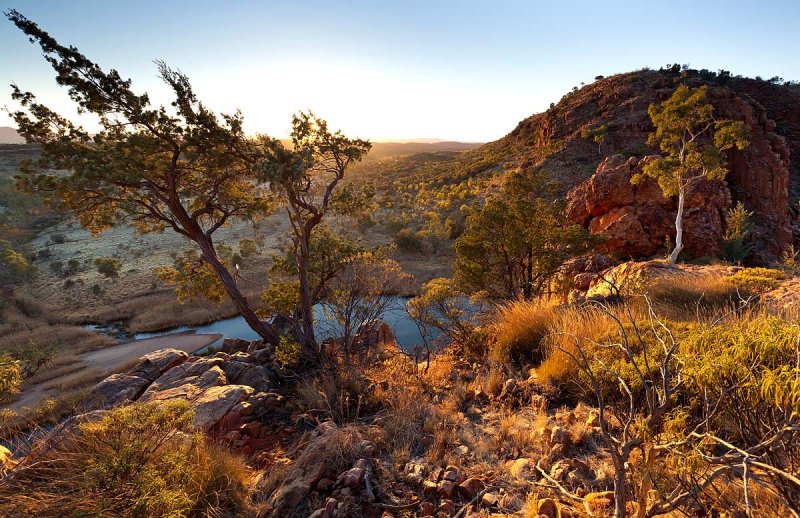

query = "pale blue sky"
[1,1,798,141]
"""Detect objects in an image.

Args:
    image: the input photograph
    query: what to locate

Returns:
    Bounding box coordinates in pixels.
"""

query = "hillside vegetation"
[1,13,800,516]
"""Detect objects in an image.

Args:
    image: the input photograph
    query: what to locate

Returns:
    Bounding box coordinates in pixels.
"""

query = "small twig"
[374,499,421,511]
[535,461,585,502]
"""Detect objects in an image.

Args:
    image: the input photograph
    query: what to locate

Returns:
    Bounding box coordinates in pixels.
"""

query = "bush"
[0,400,253,517]
[95,256,122,278]
[490,300,556,365]
[394,227,423,253]
[726,267,786,293]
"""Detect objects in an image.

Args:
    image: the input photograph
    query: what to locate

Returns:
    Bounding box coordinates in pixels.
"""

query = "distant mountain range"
[0,126,481,156]
[0,127,25,144]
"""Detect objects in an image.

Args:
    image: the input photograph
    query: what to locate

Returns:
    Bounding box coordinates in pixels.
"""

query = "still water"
[122,297,429,351]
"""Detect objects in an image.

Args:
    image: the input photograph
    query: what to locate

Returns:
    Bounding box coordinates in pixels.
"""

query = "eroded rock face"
[128,348,189,382]
[82,345,279,433]
[80,373,150,411]
[566,155,731,259]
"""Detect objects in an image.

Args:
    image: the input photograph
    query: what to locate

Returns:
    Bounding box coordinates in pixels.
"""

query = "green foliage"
[726,267,787,293]
[238,238,259,258]
[408,278,480,352]
[2,339,56,380]
[94,256,122,278]
[681,315,798,399]
[156,250,227,303]
[581,123,609,154]
[394,227,423,252]
[454,168,594,299]
[265,225,363,313]
[0,239,33,282]
[0,355,22,404]
[722,201,754,263]
[275,336,302,368]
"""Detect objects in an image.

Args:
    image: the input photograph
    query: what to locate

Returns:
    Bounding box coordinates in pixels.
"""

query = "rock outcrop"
[454,69,799,261]
[566,155,731,259]
[81,344,282,434]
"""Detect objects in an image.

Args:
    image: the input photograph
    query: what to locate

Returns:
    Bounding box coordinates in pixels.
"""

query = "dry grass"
[490,299,557,365]
[536,305,616,388]
[0,401,256,517]
[645,273,742,313]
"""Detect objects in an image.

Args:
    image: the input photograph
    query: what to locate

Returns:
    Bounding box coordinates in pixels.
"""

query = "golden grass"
[536,305,616,387]
[490,299,557,365]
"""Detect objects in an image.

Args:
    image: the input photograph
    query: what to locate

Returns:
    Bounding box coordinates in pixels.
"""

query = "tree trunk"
[635,444,657,518]
[612,455,627,518]
[196,237,281,346]
[669,188,685,264]
[296,229,318,355]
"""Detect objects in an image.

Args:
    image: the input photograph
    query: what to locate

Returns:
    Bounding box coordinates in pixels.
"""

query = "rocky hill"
[448,68,800,263]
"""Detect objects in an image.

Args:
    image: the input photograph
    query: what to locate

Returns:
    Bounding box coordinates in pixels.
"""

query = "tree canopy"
[454,168,593,299]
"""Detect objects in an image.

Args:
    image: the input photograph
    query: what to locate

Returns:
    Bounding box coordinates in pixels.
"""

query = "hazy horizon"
[2,1,799,142]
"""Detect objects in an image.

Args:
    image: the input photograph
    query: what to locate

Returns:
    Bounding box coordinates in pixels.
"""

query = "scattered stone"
[422,480,438,496]
[359,439,377,457]
[338,466,365,488]
[551,425,568,445]
[438,479,456,498]
[315,478,335,492]
[537,498,559,518]
[481,492,499,507]
[457,477,485,499]
[438,499,457,516]
[443,466,464,483]
[420,502,435,517]
[508,457,532,478]
[499,378,518,399]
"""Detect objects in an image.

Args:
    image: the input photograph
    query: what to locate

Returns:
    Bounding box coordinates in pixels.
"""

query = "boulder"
[222,360,276,392]
[192,385,254,430]
[221,338,251,354]
[128,348,188,382]
[80,373,150,410]
[140,383,253,431]
[566,155,731,259]
[142,357,227,395]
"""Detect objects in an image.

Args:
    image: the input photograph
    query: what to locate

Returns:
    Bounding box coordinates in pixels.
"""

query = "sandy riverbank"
[6,331,222,411]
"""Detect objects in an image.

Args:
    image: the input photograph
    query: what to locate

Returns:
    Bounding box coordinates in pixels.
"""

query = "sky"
[1,1,799,142]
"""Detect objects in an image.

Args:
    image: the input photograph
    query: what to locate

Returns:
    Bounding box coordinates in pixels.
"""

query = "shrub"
[394,227,423,253]
[490,299,556,365]
[94,256,122,278]
[275,336,301,368]
[726,267,787,293]
[0,400,253,517]
[721,201,754,263]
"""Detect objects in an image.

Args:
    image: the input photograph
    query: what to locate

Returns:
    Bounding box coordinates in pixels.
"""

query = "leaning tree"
[6,10,283,344]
